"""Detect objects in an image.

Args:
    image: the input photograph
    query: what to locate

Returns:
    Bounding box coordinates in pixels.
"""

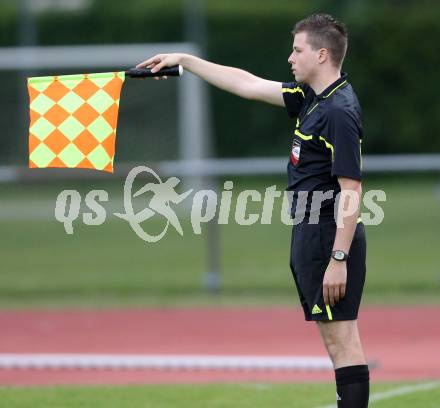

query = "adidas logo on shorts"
[312,304,323,314]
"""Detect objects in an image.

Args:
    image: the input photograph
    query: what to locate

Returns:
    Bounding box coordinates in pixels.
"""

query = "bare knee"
[316,320,366,367]
[319,326,345,361]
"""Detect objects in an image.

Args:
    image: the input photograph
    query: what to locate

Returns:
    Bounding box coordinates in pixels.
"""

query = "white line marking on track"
[0,354,334,371]
[315,381,440,408]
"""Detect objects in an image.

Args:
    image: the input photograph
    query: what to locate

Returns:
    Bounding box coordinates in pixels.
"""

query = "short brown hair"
[293,13,348,68]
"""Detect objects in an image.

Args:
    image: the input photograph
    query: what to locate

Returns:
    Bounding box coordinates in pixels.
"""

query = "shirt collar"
[316,72,348,100]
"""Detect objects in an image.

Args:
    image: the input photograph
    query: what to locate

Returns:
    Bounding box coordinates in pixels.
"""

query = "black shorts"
[289,219,366,322]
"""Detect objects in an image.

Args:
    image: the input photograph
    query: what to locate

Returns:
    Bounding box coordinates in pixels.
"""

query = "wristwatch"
[332,250,348,262]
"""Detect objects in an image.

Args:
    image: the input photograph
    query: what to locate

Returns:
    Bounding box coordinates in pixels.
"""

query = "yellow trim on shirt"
[323,80,347,98]
[304,80,347,116]
[306,102,319,115]
[294,129,313,141]
[319,136,334,160]
[282,86,305,98]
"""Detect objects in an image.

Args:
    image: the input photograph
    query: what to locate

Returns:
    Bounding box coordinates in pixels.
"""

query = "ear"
[318,48,329,64]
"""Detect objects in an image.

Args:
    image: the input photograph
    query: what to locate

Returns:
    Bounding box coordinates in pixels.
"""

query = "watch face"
[334,251,345,260]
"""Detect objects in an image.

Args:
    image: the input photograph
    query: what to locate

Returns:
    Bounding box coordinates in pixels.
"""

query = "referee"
[138,13,369,408]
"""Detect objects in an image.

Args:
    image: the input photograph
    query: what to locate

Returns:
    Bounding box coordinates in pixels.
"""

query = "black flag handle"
[125,65,183,78]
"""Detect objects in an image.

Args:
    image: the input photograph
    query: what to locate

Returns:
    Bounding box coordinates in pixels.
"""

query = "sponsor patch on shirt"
[291,139,301,166]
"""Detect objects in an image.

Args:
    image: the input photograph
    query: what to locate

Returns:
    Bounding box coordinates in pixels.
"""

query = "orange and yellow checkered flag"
[27,72,125,173]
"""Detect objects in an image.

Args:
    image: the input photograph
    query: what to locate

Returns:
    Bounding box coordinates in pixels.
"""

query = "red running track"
[0,306,439,386]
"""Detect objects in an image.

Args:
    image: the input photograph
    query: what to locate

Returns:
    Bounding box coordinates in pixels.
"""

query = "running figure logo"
[114,166,193,242]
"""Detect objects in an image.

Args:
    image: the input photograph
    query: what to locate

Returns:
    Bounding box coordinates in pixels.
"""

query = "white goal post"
[0,43,221,291]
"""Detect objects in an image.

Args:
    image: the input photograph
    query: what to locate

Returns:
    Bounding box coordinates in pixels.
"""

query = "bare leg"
[316,319,366,368]
[317,320,369,407]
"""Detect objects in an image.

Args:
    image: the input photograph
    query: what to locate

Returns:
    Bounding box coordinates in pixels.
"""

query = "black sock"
[335,364,370,408]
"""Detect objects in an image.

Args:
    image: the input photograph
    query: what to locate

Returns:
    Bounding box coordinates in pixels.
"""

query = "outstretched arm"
[136,53,284,107]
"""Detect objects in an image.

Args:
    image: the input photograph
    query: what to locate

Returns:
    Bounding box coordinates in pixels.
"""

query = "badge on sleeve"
[290,139,301,166]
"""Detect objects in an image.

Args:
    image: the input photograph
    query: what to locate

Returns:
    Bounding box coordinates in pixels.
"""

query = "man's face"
[288,31,320,84]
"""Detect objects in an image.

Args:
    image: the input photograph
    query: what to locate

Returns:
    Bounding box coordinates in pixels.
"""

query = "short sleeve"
[281,82,309,118]
[324,107,362,181]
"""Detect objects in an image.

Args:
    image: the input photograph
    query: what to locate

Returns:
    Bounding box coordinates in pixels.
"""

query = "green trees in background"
[1,0,439,158]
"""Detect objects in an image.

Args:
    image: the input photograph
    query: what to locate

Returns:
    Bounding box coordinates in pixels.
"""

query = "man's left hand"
[323,259,347,307]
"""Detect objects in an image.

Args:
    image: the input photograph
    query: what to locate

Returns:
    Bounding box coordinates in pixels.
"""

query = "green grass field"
[0,174,439,405]
[1,382,440,407]
[0,174,439,308]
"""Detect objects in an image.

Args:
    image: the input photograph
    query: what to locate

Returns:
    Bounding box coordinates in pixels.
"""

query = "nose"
[288,52,295,65]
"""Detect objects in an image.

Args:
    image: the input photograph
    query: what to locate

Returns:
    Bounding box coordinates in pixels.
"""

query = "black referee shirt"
[282,72,363,220]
